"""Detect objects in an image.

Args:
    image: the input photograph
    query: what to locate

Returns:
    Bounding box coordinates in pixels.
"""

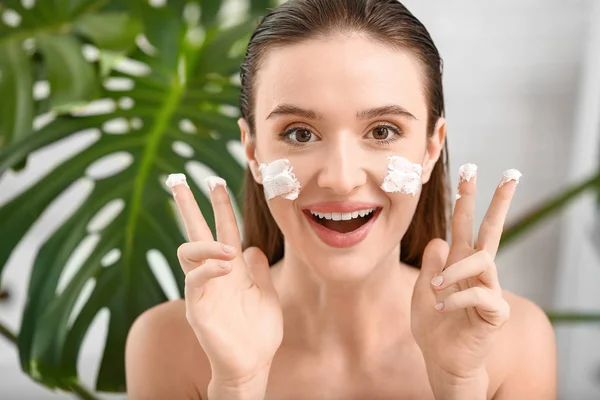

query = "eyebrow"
[357,104,417,121]
[266,103,417,121]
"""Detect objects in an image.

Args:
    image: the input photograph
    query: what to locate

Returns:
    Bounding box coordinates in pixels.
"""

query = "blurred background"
[1,0,599,399]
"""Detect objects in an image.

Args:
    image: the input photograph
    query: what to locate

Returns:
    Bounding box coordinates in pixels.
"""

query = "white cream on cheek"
[380,156,423,196]
[258,158,301,200]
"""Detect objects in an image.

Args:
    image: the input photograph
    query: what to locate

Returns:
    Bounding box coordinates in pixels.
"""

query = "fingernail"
[459,163,478,183]
[218,261,230,269]
[166,173,190,189]
[499,169,522,187]
[205,176,227,191]
[222,245,235,253]
[435,302,445,311]
[431,275,444,287]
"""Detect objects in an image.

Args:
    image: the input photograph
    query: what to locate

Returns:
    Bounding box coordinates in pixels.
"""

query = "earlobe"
[421,117,446,185]
[238,118,262,184]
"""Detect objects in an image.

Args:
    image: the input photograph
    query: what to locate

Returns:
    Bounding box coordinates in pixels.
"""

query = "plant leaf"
[0,38,34,150]
[72,12,142,52]
[37,33,99,110]
[0,0,140,151]
[0,0,266,392]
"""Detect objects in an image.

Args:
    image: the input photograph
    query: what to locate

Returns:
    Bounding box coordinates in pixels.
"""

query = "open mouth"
[304,208,381,233]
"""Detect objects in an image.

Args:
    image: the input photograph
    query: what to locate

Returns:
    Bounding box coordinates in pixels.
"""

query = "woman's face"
[242,34,445,280]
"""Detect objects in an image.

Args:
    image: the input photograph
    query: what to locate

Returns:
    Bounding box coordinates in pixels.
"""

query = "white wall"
[1,0,596,398]
[552,0,600,398]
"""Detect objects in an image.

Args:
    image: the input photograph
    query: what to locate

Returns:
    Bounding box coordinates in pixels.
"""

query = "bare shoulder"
[125,299,211,400]
[491,290,557,399]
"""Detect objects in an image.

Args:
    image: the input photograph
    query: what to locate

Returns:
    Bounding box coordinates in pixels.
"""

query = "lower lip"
[303,209,381,248]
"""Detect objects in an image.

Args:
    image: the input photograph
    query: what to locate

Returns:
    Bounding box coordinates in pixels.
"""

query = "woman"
[125,0,556,398]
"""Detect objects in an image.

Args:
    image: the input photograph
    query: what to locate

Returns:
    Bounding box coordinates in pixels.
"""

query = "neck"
[272,242,417,362]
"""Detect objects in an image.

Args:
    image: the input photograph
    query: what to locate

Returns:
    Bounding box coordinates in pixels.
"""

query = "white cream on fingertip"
[456,163,477,200]
[166,173,189,189]
[380,156,423,196]
[258,158,301,200]
[459,163,478,183]
[499,169,522,187]
[205,176,227,191]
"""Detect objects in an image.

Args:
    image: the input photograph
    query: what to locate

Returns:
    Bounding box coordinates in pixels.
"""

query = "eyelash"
[278,123,405,147]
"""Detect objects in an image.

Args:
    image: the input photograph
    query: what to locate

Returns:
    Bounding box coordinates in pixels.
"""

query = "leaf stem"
[500,170,600,248]
[0,321,17,343]
[0,322,101,400]
[546,312,600,323]
[67,381,102,400]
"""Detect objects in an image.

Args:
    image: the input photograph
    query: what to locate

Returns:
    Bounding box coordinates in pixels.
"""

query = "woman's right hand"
[170,176,283,390]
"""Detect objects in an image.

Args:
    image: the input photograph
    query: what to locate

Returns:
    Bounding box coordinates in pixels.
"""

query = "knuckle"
[501,299,511,320]
[478,249,495,268]
[481,215,499,230]
[472,286,487,303]
[177,243,188,260]
[453,212,473,225]
[184,272,196,287]
[184,308,194,324]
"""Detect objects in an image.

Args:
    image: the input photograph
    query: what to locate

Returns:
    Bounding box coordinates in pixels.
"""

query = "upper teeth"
[310,208,376,221]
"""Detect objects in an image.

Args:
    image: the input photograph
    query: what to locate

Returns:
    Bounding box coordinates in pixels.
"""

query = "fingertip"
[431,274,444,289]
[243,246,269,266]
[424,238,449,260]
[498,169,522,188]
[421,239,449,278]
[458,163,478,183]
[166,173,190,191]
[205,176,227,192]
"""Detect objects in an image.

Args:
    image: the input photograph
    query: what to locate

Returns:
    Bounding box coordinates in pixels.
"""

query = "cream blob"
[258,158,301,200]
[165,173,189,189]
[499,169,522,187]
[459,163,478,183]
[456,163,478,200]
[205,176,227,191]
[380,156,423,196]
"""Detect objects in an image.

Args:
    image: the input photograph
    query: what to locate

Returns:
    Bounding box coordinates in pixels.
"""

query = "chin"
[304,250,385,283]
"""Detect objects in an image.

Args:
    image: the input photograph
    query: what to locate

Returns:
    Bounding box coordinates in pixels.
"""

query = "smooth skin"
[126,36,556,400]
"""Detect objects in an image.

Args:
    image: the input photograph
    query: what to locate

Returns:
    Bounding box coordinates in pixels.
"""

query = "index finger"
[476,169,522,258]
[166,173,213,242]
[451,163,478,250]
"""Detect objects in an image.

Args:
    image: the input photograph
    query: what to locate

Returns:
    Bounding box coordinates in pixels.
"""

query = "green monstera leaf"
[0,0,142,152]
[0,0,272,393]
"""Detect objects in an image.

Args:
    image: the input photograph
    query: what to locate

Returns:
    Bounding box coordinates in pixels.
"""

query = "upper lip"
[301,201,382,213]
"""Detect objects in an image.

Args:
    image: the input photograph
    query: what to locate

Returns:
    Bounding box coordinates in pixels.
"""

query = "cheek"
[386,193,421,238]
[263,197,305,241]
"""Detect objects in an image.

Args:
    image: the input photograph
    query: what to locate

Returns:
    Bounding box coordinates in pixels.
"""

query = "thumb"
[415,238,449,296]
[243,247,277,294]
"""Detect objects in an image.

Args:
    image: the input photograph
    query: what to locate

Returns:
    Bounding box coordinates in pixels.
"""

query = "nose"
[317,138,367,195]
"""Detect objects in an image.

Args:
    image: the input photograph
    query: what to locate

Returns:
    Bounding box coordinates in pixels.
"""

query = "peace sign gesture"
[411,165,521,394]
[168,174,283,393]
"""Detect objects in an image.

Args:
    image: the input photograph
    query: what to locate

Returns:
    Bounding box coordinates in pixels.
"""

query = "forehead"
[254,34,428,121]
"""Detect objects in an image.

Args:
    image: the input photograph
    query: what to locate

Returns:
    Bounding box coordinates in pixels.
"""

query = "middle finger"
[206,176,242,250]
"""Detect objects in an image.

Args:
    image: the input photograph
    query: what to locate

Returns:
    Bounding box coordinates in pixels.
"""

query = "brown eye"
[294,129,312,143]
[372,126,391,140]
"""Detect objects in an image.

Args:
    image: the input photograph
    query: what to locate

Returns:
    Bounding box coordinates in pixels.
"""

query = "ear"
[239,118,262,184]
[421,117,446,185]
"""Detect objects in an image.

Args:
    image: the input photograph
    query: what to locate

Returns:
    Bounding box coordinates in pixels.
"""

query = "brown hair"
[239,0,450,268]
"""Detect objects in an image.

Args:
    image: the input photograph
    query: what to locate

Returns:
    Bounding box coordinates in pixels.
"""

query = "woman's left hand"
[411,165,520,396]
